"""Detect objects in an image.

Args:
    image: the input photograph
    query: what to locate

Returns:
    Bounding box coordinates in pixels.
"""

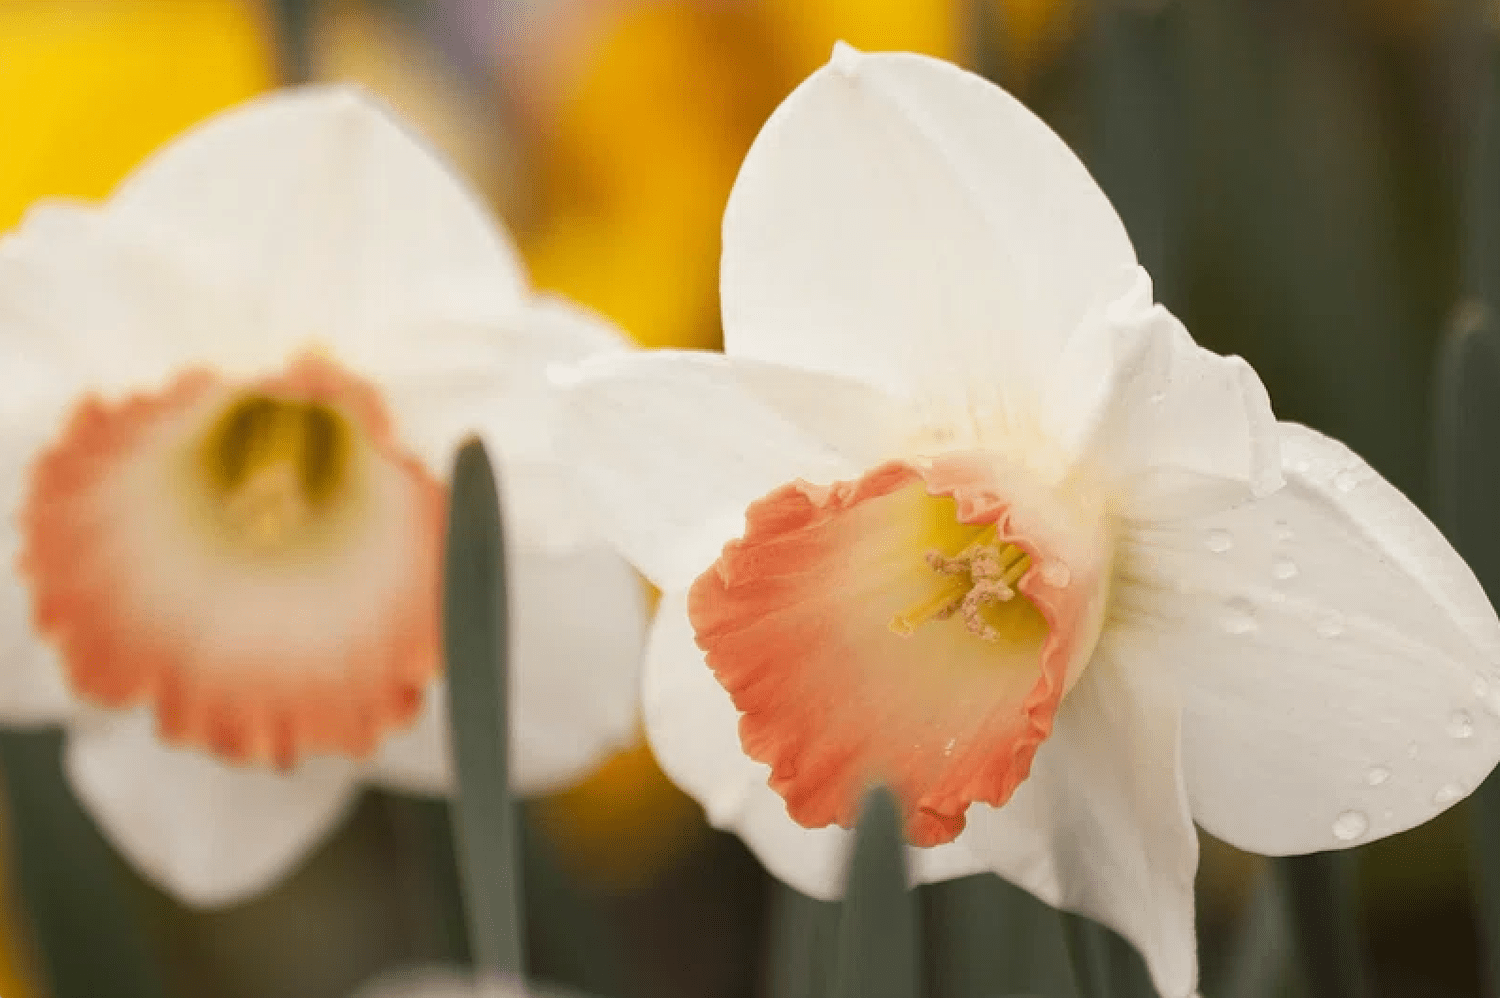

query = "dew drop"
[1365,766,1391,787]
[1449,710,1475,740]
[1205,529,1234,554]
[1317,612,1345,638]
[1221,598,1258,636]
[1332,810,1368,842]
[1273,521,1294,543]
[1272,559,1299,581]
[1435,784,1462,805]
[943,738,956,757]
[1040,561,1072,587]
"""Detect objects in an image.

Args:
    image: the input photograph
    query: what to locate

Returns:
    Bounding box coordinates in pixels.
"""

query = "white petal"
[371,680,451,797]
[1057,284,1282,518]
[106,87,527,371]
[965,649,1200,998]
[722,46,1135,401]
[350,967,529,998]
[366,297,632,473]
[1114,422,1500,855]
[508,540,647,795]
[65,712,360,907]
[0,204,231,391]
[373,539,646,798]
[643,590,986,898]
[556,350,900,591]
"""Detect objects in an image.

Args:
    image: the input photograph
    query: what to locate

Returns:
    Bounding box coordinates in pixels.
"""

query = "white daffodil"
[0,88,646,907]
[351,969,523,998]
[555,44,1500,998]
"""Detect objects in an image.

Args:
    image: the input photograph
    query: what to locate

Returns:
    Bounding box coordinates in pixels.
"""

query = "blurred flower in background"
[0,87,646,907]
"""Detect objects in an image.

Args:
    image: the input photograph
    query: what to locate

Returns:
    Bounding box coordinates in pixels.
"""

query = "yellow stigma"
[889,524,1033,642]
[197,394,352,551]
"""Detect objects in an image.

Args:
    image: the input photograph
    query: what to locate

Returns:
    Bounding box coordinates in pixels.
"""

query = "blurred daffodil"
[350,968,546,998]
[556,47,1500,998]
[0,90,645,906]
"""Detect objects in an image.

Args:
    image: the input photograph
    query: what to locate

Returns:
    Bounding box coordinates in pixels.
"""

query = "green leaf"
[834,789,920,998]
[1060,914,1157,998]
[443,438,525,976]
[1081,0,1187,306]
[1215,873,1306,998]
[922,875,1077,998]
[1272,853,1370,998]
[0,730,167,998]
[1434,15,1500,996]
[767,883,840,998]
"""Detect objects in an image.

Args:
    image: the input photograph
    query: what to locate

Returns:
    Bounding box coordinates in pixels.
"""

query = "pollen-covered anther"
[198,393,353,554]
[893,531,1031,642]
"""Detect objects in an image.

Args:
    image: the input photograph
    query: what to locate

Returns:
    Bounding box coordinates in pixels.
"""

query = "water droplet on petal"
[1449,710,1475,739]
[943,738,956,757]
[1221,598,1258,635]
[1273,521,1294,543]
[1365,766,1391,786]
[1476,676,1491,700]
[1206,529,1234,553]
[1435,784,1462,805]
[1332,811,1368,841]
[1272,559,1299,581]
[1317,612,1345,638]
[1039,561,1071,587]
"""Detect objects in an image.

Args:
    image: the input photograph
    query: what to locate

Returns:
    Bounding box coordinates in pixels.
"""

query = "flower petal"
[721,46,1135,400]
[64,711,360,907]
[964,648,1199,998]
[364,297,632,473]
[105,87,527,367]
[509,540,648,795]
[1114,423,1500,855]
[690,456,1105,846]
[1057,281,1282,519]
[370,678,450,796]
[373,540,647,798]
[644,589,987,899]
[21,357,444,767]
[351,967,529,998]
[556,350,901,591]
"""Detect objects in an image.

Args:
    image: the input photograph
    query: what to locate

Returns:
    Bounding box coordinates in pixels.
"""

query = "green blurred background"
[0,0,1494,995]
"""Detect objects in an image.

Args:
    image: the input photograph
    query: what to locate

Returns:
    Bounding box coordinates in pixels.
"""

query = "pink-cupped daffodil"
[0,88,646,907]
[555,45,1500,997]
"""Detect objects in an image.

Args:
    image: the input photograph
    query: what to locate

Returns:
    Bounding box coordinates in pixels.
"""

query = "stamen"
[890,528,1033,641]
[197,393,354,553]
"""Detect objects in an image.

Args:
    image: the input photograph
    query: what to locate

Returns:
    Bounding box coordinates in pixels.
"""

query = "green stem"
[0,730,167,998]
[833,790,920,998]
[443,439,525,976]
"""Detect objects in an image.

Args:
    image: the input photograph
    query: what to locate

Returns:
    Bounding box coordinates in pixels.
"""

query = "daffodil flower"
[555,45,1500,997]
[0,89,645,907]
[351,968,526,998]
